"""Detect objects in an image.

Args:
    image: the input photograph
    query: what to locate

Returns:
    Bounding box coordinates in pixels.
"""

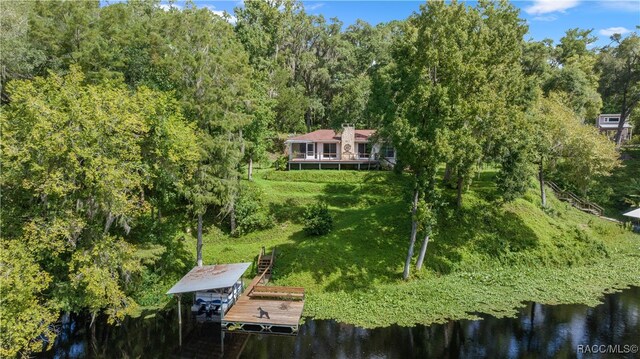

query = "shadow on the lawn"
[275,201,409,292]
[270,169,541,293]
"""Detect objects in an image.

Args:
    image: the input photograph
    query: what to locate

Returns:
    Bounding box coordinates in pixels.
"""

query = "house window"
[323,143,337,159]
[357,143,371,158]
[292,143,305,158]
[381,144,395,158]
[605,117,620,123]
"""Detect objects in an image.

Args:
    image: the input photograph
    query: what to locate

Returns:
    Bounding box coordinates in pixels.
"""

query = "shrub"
[302,202,333,236]
[234,184,275,236]
[273,155,289,171]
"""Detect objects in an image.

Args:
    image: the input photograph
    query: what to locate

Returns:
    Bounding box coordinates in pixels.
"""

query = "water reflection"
[41,287,639,358]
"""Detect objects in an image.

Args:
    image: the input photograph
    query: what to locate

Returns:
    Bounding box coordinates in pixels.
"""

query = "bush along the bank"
[303,202,333,235]
[273,156,289,171]
[234,184,275,236]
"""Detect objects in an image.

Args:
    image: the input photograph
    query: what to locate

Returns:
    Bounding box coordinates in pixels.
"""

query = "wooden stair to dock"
[249,247,304,300]
[547,181,606,217]
[256,246,275,278]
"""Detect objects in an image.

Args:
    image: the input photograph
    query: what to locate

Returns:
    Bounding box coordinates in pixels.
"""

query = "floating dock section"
[222,248,305,335]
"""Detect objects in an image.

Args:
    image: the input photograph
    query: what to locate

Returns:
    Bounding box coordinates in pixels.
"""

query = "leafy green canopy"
[0,67,199,353]
[524,28,602,122]
[380,0,528,202]
[154,5,253,217]
[0,240,56,358]
[597,33,640,144]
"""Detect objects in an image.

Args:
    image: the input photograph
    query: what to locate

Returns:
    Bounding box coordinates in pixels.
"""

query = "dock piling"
[177,294,182,347]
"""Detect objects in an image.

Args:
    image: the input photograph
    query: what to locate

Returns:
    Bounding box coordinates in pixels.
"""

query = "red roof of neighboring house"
[286,129,376,142]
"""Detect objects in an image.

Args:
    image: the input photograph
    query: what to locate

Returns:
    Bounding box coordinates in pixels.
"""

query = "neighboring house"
[597,114,633,143]
[284,124,396,170]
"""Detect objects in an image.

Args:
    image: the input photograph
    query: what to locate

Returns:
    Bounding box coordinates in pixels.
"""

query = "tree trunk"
[538,158,546,208]
[230,203,236,234]
[240,129,245,155]
[415,233,430,270]
[456,175,463,209]
[403,189,420,280]
[443,163,452,184]
[248,155,253,181]
[196,213,203,267]
[90,313,97,356]
[614,91,628,146]
[305,110,312,132]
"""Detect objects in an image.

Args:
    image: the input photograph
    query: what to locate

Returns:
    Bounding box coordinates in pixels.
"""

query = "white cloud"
[598,0,640,12]
[158,3,182,11]
[204,6,238,25]
[525,0,580,15]
[306,2,325,11]
[599,26,632,36]
[532,14,558,21]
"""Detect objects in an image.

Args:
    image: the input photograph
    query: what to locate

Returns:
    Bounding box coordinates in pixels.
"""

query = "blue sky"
[160,0,639,47]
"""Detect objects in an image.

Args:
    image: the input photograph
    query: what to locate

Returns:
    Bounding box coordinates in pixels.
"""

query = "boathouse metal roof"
[167,263,251,295]
[623,208,640,219]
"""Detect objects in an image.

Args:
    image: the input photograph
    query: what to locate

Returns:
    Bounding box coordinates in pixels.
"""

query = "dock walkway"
[221,248,305,335]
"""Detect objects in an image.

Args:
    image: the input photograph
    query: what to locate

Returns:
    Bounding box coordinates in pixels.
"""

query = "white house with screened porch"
[284,124,396,170]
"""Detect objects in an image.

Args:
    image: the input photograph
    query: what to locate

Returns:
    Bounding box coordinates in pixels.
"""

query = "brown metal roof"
[166,263,251,294]
[286,129,376,142]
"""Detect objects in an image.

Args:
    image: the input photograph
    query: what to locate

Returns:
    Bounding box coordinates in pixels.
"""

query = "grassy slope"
[194,169,639,328]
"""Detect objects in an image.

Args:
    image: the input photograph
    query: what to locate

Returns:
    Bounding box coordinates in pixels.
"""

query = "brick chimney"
[341,124,355,160]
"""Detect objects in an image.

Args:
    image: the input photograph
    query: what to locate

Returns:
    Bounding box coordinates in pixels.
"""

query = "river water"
[41,286,639,358]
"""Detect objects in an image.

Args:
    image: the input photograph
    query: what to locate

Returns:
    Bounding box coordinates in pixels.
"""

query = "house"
[597,114,633,143]
[284,124,396,170]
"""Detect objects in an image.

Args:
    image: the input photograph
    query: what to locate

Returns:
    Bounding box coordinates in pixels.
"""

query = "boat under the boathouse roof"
[167,262,251,323]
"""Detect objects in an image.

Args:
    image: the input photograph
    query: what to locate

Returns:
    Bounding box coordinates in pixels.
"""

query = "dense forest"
[1,0,639,357]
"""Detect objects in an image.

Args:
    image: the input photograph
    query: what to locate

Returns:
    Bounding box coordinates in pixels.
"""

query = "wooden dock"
[221,248,305,335]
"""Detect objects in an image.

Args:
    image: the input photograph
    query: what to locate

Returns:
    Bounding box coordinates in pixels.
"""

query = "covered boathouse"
[167,250,305,341]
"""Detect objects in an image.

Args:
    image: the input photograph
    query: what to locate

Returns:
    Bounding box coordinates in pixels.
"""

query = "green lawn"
[157,168,639,328]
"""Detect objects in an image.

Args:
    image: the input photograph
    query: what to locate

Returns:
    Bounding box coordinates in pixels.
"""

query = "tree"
[154,5,252,264]
[0,0,45,102]
[1,67,199,353]
[330,74,371,128]
[528,92,620,202]
[244,86,275,181]
[528,92,574,207]
[557,28,598,64]
[235,0,308,132]
[27,1,103,78]
[0,241,57,358]
[539,29,602,122]
[377,0,528,278]
[598,32,640,145]
[553,117,620,197]
[136,87,201,216]
[378,6,446,280]
[236,0,353,132]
